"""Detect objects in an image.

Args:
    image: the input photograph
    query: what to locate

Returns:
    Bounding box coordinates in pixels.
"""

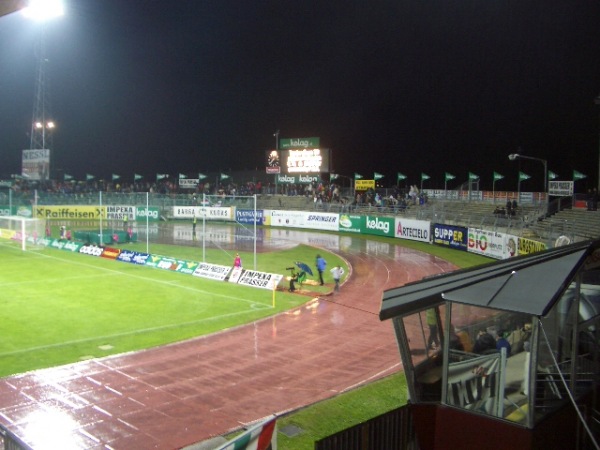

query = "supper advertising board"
[433,224,468,250]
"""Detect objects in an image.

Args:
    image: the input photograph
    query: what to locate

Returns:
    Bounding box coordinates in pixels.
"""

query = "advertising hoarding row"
[8,200,550,261]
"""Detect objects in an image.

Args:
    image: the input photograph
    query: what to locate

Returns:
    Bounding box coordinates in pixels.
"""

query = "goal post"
[201,193,258,270]
[0,215,46,251]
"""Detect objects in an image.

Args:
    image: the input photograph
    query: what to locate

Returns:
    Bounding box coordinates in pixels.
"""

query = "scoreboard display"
[265,148,330,174]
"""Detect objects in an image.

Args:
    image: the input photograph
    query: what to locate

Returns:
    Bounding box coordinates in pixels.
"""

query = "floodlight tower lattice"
[29,27,54,155]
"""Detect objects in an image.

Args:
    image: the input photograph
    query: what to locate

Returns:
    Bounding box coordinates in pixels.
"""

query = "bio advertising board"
[433,224,468,251]
[269,210,339,231]
[172,206,234,221]
[236,209,264,225]
[467,228,508,259]
[394,218,430,242]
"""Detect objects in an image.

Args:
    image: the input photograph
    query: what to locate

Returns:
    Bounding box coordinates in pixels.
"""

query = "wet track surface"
[0,226,456,449]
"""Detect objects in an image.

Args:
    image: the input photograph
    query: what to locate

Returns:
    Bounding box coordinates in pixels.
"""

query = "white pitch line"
[0,305,270,358]
[1,272,119,287]
[32,250,267,306]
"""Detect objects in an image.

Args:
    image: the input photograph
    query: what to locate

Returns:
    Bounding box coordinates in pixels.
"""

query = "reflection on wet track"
[0,225,456,449]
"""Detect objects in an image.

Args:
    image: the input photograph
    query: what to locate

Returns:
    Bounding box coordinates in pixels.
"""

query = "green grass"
[277,372,409,449]
[0,241,345,377]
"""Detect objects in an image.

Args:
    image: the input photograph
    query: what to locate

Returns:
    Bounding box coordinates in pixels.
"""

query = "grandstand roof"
[0,0,26,18]
[380,239,600,320]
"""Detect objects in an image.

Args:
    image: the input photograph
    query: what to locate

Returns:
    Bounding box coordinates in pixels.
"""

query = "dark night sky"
[1,0,600,191]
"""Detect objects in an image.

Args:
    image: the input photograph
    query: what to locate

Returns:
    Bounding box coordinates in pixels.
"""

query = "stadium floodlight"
[508,152,548,197]
[22,0,64,21]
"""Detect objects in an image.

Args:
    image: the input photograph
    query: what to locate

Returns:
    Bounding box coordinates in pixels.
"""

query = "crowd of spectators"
[493,199,519,218]
[3,177,430,214]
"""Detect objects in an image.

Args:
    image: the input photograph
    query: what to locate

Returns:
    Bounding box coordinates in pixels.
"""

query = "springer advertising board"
[269,210,338,231]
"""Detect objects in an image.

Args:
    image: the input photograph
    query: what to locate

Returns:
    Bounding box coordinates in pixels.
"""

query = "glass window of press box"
[393,265,600,428]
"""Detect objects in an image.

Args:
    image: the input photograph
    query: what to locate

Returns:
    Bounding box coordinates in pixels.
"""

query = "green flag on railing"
[354,173,363,180]
[134,173,143,181]
[421,172,430,181]
[397,172,406,182]
[519,171,531,181]
[493,171,504,181]
[64,174,73,181]
[220,173,230,180]
[548,171,558,180]
[374,172,384,180]
[198,173,207,180]
[156,173,167,181]
[330,173,339,180]
[112,174,120,181]
[573,170,586,180]
[86,174,95,181]
[468,172,479,180]
[445,172,455,181]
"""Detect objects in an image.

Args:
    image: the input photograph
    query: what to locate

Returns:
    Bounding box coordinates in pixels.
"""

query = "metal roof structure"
[380,239,600,320]
[0,0,26,18]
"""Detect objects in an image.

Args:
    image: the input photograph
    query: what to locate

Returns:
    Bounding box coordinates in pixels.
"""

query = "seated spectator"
[473,331,497,354]
[448,325,465,351]
[493,206,503,216]
[496,330,512,357]
[454,327,473,353]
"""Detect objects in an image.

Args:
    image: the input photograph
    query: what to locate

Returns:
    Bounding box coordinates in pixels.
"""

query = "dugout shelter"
[380,239,600,450]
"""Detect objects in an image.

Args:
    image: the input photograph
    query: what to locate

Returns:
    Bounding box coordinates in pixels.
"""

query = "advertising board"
[172,206,234,221]
[236,209,264,225]
[467,228,507,259]
[269,210,338,231]
[433,224,468,250]
[394,218,430,242]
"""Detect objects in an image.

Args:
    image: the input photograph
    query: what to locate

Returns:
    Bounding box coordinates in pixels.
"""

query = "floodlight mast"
[508,152,548,203]
[24,0,64,181]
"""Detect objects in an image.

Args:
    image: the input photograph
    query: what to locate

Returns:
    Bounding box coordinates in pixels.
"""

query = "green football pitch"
[0,240,347,378]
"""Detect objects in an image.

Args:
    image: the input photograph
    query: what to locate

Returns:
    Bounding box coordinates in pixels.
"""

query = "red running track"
[0,237,456,449]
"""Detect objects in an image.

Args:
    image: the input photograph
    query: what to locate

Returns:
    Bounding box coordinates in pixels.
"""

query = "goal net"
[0,216,46,251]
